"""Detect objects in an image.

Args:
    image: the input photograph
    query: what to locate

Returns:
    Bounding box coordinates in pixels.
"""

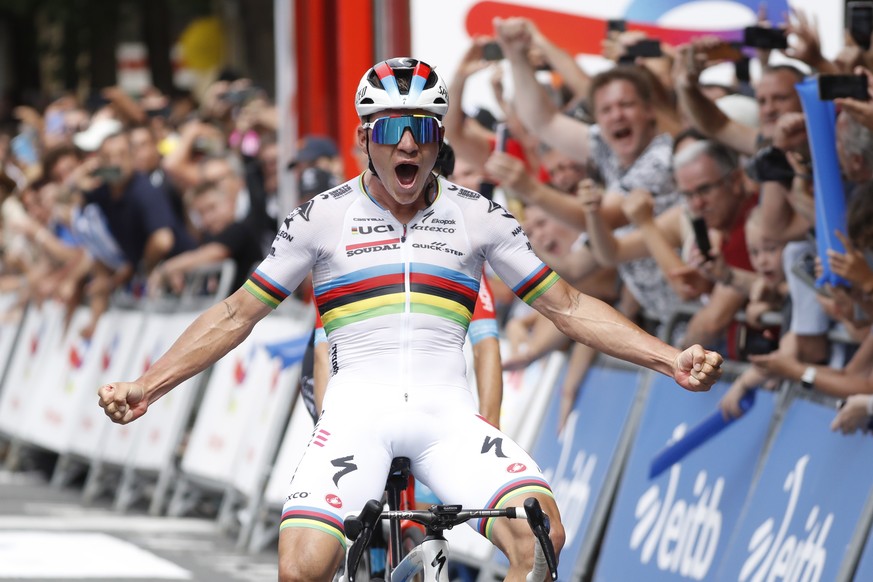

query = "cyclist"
[97,57,724,582]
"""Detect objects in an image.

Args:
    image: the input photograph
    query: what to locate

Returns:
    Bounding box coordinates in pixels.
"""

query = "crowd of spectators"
[2,7,873,435]
[445,8,873,433]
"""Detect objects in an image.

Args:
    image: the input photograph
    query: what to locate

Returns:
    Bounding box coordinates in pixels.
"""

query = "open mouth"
[612,127,632,141]
[395,163,419,187]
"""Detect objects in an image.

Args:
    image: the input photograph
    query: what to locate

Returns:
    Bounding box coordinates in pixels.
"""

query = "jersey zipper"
[400,222,410,402]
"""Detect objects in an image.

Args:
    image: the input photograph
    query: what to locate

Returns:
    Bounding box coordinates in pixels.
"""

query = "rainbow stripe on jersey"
[513,263,559,305]
[313,262,479,334]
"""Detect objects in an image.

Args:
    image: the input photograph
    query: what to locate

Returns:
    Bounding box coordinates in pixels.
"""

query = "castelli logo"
[326,494,343,508]
[507,463,527,473]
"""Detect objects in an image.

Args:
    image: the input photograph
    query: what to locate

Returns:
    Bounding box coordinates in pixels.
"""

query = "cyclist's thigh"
[281,403,393,542]
[412,409,554,541]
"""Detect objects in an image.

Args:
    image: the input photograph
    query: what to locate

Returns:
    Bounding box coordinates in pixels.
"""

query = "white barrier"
[0,301,66,440]
[170,312,311,522]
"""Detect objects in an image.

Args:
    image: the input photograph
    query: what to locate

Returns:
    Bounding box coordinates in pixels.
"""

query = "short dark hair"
[42,144,80,181]
[587,67,653,112]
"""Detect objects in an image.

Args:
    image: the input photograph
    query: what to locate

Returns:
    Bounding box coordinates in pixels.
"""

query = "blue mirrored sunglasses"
[363,115,442,145]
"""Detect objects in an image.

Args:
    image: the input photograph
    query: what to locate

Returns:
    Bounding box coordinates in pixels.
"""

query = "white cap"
[73,118,123,152]
[715,94,760,129]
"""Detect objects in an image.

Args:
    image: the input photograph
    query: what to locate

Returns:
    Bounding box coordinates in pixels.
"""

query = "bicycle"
[339,458,559,582]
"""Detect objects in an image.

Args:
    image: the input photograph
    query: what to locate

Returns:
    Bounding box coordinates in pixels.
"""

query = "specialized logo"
[329,184,352,198]
[286,199,315,224]
[431,549,447,580]
[345,238,401,257]
[447,184,458,191]
[352,224,395,235]
[507,463,527,473]
[331,455,358,486]
[482,436,508,458]
[326,494,343,509]
[739,455,832,582]
[630,424,723,579]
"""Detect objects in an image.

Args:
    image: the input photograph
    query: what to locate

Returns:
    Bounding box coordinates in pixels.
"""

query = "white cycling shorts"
[279,381,553,547]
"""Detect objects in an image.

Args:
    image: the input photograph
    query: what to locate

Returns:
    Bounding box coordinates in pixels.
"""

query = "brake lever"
[343,499,383,582]
[523,497,558,581]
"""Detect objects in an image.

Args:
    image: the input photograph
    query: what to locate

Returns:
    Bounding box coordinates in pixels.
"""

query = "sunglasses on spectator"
[363,115,442,145]
[678,171,734,200]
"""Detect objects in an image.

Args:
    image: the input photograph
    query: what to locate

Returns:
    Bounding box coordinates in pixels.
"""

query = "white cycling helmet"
[355,57,449,119]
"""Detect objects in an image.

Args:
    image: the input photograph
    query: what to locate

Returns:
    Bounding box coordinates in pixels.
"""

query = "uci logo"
[353,224,395,235]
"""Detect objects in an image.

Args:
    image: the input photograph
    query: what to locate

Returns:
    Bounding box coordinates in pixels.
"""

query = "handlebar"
[343,497,558,582]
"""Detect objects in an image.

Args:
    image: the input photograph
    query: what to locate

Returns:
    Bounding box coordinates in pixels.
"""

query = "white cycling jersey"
[243,174,559,545]
[244,173,558,393]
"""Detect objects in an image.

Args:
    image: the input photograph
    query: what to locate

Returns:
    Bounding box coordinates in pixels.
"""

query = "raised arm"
[533,278,722,390]
[673,43,758,156]
[97,288,273,423]
[494,17,591,161]
[445,38,496,168]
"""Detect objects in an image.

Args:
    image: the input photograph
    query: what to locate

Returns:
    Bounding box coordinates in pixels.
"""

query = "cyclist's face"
[358,109,443,209]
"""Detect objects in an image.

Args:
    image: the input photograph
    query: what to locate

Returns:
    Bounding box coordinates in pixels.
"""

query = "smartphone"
[607,19,627,34]
[495,122,511,153]
[818,74,869,101]
[482,41,504,61]
[625,39,663,59]
[742,26,788,50]
[849,1,873,51]
[703,42,744,62]
[90,165,123,183]
[691,216,712,261]
[735,56,751,83]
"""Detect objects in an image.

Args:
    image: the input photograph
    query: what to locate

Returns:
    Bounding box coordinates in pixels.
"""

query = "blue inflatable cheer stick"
[648,390,756,480]
[795,76,850,289]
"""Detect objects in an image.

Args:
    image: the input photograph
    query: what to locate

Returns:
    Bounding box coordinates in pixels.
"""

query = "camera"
[745,146,795,186]
[742,26,788,50]
[818,75,869,101]
[849,1,873,51]
[482,41,504,61]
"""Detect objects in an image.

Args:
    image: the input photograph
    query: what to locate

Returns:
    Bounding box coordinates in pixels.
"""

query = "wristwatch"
[801,366,817,390]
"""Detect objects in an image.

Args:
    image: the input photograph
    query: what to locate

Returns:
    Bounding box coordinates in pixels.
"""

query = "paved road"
[0,467,279,581]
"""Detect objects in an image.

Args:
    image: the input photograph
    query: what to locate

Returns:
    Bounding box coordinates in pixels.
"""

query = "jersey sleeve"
[468,274,498,345]
[472,198,560,306]
[243,198,324,308]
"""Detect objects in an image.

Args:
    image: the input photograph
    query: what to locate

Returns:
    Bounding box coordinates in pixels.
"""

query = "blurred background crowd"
[0,0,872,434]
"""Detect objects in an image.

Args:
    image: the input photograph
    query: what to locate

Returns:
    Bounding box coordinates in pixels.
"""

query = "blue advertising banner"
[490,363,642,581]
[714,397,873,582]
[594,376,776,582]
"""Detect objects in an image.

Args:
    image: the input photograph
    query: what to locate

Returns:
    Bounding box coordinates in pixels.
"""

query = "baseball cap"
[287,135,339,168]
[73,118,124,152]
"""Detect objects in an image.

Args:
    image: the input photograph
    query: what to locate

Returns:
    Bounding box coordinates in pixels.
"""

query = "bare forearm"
[536,282,677,377]
[472,338,503,427]
[676,83,729,136]
[139,290,267,402]
[585,209,619,266]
